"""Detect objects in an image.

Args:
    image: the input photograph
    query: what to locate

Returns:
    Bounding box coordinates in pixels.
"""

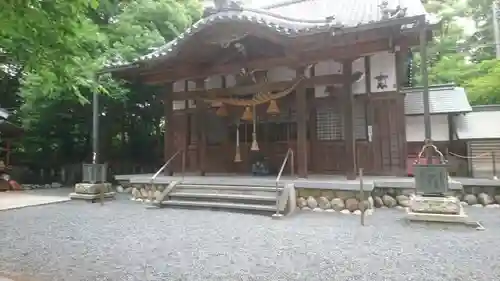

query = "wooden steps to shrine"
[157,182,289,215]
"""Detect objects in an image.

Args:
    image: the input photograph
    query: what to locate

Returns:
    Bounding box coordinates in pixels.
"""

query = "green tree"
[6,0,202,172]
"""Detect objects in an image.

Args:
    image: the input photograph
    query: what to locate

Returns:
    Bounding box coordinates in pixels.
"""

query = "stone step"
[175,184,282,193]
[173,187,279,196]
[159,199,277,212]
[169,192,277,202]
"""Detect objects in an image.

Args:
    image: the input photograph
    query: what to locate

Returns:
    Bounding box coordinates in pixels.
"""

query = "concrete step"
[160,199,277,212]
[169,192,277,202]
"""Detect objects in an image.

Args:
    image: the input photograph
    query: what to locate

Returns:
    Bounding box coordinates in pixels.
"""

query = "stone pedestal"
[69,182,115,202]
[406,195,469,223]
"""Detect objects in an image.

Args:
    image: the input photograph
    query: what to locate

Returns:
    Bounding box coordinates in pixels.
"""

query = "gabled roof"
[455,108,500,140]
[105,0,434,69]
[404,84,472,115]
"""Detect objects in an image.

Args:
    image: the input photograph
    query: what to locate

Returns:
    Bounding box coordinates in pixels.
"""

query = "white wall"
[267,66,296,81]
[406,115,450,142]
[314,59,342,98]
[369,51,397,93]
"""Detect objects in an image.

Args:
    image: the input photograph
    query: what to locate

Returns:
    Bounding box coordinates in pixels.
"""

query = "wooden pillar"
[296,68,308,178]
[396,43,409,175]
[195,78,207,176]
[342,60,357,179]
[163,83,174,176]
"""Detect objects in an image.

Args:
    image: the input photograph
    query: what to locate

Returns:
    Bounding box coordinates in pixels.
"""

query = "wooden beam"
[170,73,349,100]
[342,60,357,180]
[140,38,401,84]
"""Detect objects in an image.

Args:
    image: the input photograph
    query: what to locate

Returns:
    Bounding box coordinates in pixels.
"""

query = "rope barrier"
[448,151,492,159]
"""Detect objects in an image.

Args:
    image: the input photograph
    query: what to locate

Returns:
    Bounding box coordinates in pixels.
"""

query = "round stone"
[330,198,345,211]
[478,193,493,206]
[373,196,384,208]
[306,196,318,209]
[382,195,397,208]
[312,208,323,212]
[340,209,351,214]
[464,194,478,205]
[297,197,307,208]
[317,196,331,210]
[345,198,359,212]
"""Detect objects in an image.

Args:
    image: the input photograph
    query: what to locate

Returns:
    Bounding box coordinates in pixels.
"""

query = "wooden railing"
[274,148,294,217]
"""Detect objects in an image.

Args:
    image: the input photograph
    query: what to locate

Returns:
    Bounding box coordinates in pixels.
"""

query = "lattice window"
[316,105,343,140]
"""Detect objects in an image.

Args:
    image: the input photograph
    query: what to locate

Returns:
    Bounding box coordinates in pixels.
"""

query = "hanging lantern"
[241,106,253,121]
[216,103,228,117]
[266,99,280,115]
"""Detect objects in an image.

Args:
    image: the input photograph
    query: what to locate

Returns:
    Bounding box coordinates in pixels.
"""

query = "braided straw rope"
[202,75,305,107]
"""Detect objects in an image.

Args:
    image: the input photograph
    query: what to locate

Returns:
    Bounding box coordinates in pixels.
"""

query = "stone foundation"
[296,189,374,215]
[70,182,115,202]
[296,186,500,213]
[128,184,165,203]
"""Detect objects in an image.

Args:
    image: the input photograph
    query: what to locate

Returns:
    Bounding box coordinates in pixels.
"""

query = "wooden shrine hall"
[106,0,438,179]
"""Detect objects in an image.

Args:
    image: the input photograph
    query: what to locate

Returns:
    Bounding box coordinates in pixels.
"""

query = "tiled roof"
[105,0,434,69]
[455,111,500,140]
[404,85,472,115]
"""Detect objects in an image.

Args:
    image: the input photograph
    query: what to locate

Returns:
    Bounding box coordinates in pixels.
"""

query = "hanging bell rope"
[234,123,242,162]
[250,105,259,151]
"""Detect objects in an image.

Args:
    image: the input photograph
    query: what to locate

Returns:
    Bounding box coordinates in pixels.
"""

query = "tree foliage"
[415,0,500,104]
[0,0,202,172]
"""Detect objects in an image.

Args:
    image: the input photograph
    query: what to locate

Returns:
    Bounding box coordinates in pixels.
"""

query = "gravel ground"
[0,198,500,281]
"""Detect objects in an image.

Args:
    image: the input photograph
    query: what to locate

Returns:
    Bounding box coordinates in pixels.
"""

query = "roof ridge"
[261,0,310,10]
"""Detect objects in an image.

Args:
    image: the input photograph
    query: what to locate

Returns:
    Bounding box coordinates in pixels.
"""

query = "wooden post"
[492,151,498,180]
[164,83,174,176]
[296,68,308,178]
[195,79,207,176]
[343,60,357,180]
[5,140,11,166]
[420,23,432,164]
[359,168,365,226]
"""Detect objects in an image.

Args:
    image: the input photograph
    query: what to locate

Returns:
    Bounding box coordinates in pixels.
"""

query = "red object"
[407,155,440,176]
[9,180,22,190]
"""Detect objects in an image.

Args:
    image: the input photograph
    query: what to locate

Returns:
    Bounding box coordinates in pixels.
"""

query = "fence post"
[493,151,498,180]
[359,168,365,226]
